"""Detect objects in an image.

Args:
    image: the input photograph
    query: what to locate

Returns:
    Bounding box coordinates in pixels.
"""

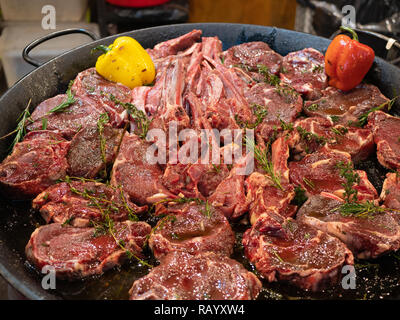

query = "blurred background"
[0,0,399,299]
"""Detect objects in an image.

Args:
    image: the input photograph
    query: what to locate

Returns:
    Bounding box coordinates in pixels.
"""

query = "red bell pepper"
[325,26,375,92]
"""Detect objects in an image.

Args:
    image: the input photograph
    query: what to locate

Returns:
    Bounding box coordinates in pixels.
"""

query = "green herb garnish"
[357,96,399,127]
[245,136,283,190]
[109,94,151,139]
[97,113,109,180]
[47,82,76,114]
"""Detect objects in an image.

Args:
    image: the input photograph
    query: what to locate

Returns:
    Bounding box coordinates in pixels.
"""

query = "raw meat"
[222,41,283,75]
[129,251,261,300]
[0,131,69,199]
[304,84,389,126]
[33,180,146,227]
[26,221,151,280]
[367,111,400,170]
[67,125,124,179]
[149,202,235,259]
[27,94,106,139]
[243,215,353,291]
[280,48,328,100]
[111,133,175,205]
[297,193,400,259]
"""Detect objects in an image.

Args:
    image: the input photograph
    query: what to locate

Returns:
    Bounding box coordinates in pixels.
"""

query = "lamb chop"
[0,131,69,199]
[33,180,146,227]
[148,201,235,259]
[129,251,261,300]
[26,221,151,280]
[297,193,400,259]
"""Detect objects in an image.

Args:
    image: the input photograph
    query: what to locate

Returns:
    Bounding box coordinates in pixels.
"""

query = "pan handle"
[22,28,100,68]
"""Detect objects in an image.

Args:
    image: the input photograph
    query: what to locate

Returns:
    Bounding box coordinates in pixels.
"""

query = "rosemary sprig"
[245,136,283,190]
[0,99,33,151]
[109,94,151,139]
[235,104,268,129]
[336,161,360,203]
[357,96,399,127]
[97,113,109,180]
[47,82,76,114]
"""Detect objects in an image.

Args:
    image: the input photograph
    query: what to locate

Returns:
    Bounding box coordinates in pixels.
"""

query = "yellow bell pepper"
[92,36,155,89]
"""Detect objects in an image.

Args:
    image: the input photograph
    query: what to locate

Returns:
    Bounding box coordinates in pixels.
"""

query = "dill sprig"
[97,113,109,180]
[357,96,399,127]
[109,94,151,139]
[47,81,76,114]
[245,136,283,190]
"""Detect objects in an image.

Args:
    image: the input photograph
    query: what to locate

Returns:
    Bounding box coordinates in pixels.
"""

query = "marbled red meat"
[222,41,283,75]
[67,125,124,179]
[0,131,69,199]
[26,94,106,139]
[71,67,130,127]
[280,48,328,100]
[304,84,389,126]
[381,172,400,210]
[26,221,151,280]
[289,146,378,201]
[243,215,353,291]
[244,82,303,137]
[149,202,235,259]
[111,133,175,205]
[367,111,400,170]
[129,251,261,300]
[292,116,374,162]
[33,180,146,227]
[297,193,400,259]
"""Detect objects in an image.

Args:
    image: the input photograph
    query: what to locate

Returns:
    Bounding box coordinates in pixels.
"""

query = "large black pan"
[1,23,400,300]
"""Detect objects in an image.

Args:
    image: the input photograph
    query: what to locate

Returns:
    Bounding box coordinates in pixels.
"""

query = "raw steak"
[297,193,400,259]
[292,116,374,162]
[246,136,296,225]
[111,133,175,205]
[71,68,130,127]
[26,221,151,280]
[280,48,328,100]
[289,146,378,201]
[26,94,106,139]
[0,131,69,199]
[149,202,235,259]
[208,154,250,220]
[243,215,353,291]
[67,125,124,179]
[367,111,400,170]
[33,180,146,227]
[244,82,303,137]
[304,84,389,126]
[129,251,262,300]
[381,172,400,210]
[222,41,283,75]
